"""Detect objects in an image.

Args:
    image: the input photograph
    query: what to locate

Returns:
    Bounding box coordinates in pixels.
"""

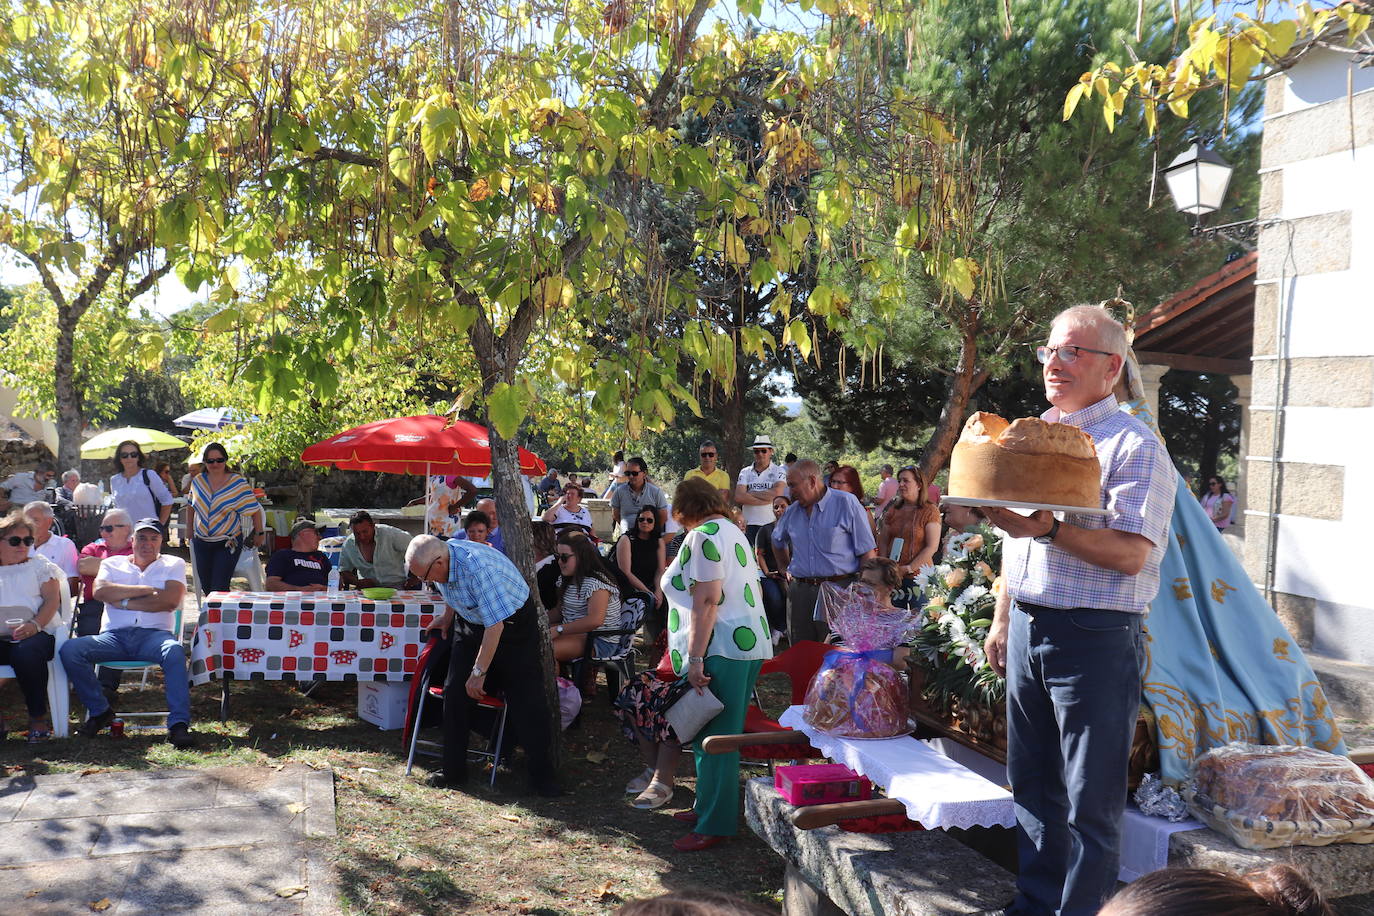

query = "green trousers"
[693,656,764,837]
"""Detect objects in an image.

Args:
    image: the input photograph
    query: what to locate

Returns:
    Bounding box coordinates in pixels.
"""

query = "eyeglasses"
[420,556,441,581]
[118,451,140,459]
[699,452,716,458]
[637,517,655,524]
[99,524,130,533]
[1035,345,1113,365]
[625,470,642,477]
[3,535,34,547]
[752,448,769,453]
[204,457,226,464]
[555,552,575,562]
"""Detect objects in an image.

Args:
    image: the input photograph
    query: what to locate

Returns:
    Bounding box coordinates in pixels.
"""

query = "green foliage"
[1160,370,1240,489]
[794,0,1260,467]
[0,284,161,424]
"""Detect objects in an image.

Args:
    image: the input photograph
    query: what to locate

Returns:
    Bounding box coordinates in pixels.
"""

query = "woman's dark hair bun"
[1245,864,1334,916]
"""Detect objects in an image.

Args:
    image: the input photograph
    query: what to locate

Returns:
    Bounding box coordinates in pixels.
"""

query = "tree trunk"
[54,309,83,470]
[718,377,747,493]
[295,468,316,517]
[920,317,985,481]
[468,291,564,765]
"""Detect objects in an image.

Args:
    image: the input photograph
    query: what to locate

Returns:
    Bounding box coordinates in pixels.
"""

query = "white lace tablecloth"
[779,705,1015,829]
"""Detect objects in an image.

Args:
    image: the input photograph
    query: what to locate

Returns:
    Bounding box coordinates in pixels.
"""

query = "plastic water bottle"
[327,567,340,594]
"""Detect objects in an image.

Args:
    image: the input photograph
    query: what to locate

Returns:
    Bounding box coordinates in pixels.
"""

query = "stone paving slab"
[0,765,338,915]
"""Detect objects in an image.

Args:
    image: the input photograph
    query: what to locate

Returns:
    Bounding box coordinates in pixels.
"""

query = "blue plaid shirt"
[1002,394,1176,614]
[437,539,529,627]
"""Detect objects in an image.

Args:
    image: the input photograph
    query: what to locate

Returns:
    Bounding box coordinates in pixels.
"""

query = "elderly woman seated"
[547,530,621,663]
[0,511,63,742]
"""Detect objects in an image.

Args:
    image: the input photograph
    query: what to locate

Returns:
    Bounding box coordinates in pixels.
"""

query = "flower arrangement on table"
[909,526,1006,734]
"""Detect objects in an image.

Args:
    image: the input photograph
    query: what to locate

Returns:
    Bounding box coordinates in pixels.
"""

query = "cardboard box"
[358,681,410,730]
[775,764,871,807]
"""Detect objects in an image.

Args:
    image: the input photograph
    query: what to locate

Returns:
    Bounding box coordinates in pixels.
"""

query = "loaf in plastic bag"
[1183,743,1374,850]
[802,583,917,739]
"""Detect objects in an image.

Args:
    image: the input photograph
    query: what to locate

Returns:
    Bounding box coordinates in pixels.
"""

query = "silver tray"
[941,495,1110,518]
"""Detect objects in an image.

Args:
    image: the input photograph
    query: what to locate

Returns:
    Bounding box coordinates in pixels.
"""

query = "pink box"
[775,764,872,807]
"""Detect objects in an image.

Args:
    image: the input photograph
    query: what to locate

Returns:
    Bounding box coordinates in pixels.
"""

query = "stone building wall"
[1244,49,1374,664]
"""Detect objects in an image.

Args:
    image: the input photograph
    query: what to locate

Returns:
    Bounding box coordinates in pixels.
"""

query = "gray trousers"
[786,580,834,644]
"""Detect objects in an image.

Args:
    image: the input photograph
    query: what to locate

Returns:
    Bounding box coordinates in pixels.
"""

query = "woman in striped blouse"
[187,442,265,594]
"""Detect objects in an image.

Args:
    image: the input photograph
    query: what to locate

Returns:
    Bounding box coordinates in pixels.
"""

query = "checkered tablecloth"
[190,590,442,685]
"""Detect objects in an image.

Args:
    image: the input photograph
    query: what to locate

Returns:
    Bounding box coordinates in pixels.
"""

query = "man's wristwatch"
[688,656,705,665]
[471,664,487,678]
[120,597,130,609]
[1033,517,1061,544]
[556,624,564,635]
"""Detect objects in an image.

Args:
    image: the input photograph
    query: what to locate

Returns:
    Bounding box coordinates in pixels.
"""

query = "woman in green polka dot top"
[661,477,773,852]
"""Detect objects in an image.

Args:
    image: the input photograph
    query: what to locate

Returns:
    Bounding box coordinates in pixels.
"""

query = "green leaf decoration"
[735,543,749,567]
[701,539,721,562]
[668,607,680,632]
[743,583,756,607]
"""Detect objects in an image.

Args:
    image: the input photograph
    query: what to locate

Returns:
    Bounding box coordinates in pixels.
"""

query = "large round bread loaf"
[948,412,1101,509]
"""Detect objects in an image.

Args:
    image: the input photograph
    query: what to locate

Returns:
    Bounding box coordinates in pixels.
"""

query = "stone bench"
[746,774,1374,915]
[744,778,1017,916]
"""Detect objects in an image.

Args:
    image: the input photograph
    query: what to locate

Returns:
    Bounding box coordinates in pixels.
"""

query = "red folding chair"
[402,633,510,786]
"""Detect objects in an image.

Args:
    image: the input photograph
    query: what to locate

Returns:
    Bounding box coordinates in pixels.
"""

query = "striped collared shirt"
[436,539,529,627]
[189,473,259,541]
[1002,395,1176,614]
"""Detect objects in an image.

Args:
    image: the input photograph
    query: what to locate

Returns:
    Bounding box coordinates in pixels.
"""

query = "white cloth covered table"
[779,705,1205,880]
[780,705,1016,830]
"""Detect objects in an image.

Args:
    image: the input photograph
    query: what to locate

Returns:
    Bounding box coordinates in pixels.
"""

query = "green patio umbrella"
[79,427,187,459]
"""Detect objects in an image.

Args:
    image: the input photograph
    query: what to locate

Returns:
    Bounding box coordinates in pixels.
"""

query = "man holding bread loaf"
[980,306,1175,916]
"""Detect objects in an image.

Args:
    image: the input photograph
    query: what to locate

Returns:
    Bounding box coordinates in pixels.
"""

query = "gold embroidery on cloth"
[1140,639,1343,784]
[1210,578,1238,603]
[1171,577,1193,600]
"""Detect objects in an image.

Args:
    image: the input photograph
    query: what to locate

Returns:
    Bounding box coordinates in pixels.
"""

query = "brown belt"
[796,573,856,586]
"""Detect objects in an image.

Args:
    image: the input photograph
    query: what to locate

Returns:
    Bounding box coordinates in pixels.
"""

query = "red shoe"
[673,832,725,852]
[671,809,697,824]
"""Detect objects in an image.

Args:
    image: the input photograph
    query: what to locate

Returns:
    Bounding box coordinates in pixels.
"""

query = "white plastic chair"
[233,515,265,591]
[0,587,73,738]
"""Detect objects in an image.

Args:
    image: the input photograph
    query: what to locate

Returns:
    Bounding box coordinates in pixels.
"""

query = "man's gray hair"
[1052,305,1128,358]
[62,469,80,484]
[405,534,448,572]
[881,463,894,474]
[791,459,822,479]
[22,500,53,518]
[103,507,133,528]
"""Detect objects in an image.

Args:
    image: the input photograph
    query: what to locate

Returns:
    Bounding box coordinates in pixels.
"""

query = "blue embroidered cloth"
[1122,399,1345,783]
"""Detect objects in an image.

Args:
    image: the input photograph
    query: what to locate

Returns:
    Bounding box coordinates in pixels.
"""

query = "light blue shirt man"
[772,483,877,578]
[436,539,528,628]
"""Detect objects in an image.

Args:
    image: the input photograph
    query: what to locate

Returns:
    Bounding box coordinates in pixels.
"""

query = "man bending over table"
[980,305,1174,916]
[407,534,560,797]
[62,519,197,749]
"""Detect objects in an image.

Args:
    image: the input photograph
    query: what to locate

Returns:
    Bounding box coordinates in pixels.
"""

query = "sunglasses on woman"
[99,524,130,533]
[118,451,140,459]
[3,535,34,547]
[556,551,576,562]
[204,457,227,464]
